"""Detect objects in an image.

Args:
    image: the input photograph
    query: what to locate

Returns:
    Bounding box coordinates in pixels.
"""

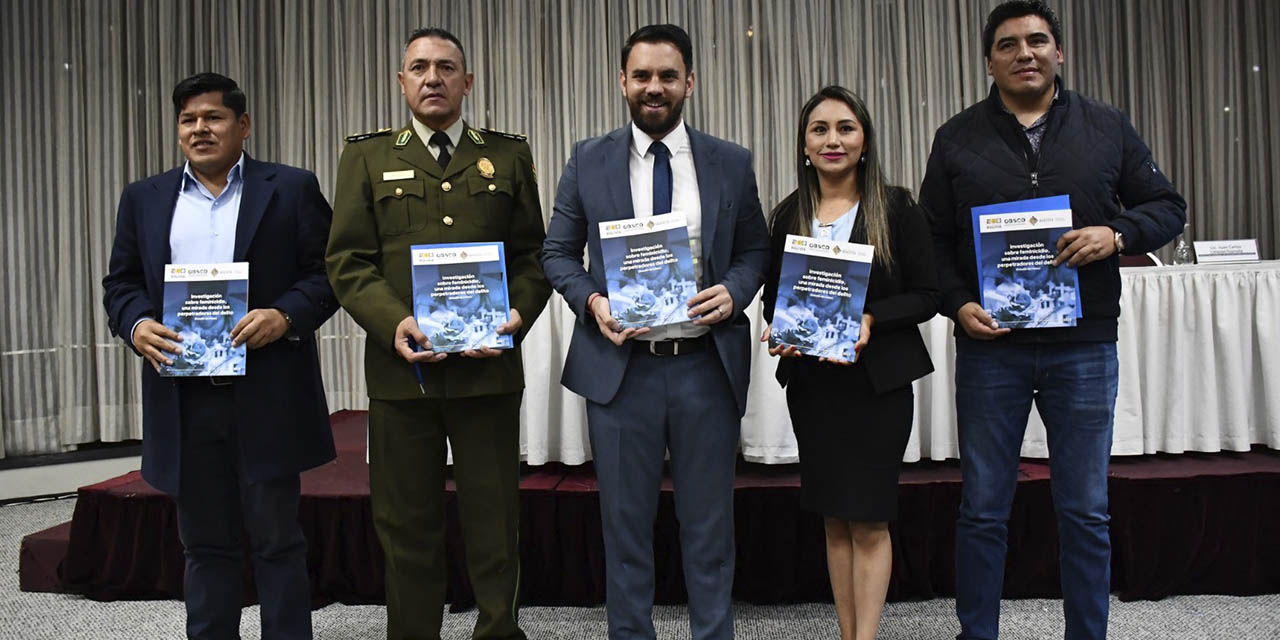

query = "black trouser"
[175,383,312,640]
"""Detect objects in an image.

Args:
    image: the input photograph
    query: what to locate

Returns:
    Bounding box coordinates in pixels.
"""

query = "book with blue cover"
[770,234,874,361]
[161,262,249,377]
[410,242,512,352]
[971,195,1080,329]
[598,212,699,329]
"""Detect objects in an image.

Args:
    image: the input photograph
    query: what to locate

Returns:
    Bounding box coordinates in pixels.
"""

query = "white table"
[507,262,1280,464]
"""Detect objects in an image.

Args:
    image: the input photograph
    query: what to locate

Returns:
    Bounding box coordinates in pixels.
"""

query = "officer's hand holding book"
[133,319,183,373]
[394,315,447,363]
[462,309,522,359]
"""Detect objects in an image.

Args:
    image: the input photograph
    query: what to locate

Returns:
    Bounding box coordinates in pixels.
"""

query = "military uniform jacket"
[327,121,550,400]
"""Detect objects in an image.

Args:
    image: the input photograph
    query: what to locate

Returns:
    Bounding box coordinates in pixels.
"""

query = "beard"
[628,94,686,137]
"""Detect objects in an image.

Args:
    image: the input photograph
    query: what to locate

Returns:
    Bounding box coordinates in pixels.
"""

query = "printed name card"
[1193,239,1260,264]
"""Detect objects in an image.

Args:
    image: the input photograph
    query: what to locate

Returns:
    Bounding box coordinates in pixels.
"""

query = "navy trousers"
[586,344,741,640]
[175,383,312,640]
[954,340,1118,640]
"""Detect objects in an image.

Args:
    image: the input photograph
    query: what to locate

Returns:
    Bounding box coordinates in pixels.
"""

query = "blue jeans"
[954,340,1118,640]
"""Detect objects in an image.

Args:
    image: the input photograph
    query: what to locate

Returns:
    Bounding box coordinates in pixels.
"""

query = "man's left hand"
[687,284,734,326]
[462,309,521,359]
[231,308,290,349]
[1054,226,1118,267]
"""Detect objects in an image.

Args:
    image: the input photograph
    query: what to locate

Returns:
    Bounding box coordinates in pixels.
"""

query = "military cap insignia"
[477,157,495,178]
[479,127,528,142]
[467,129,485,146]
[344,127,393,143]
[394,129,413,147]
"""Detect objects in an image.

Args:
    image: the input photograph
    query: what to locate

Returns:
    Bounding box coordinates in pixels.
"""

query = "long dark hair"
[778,85,894,271]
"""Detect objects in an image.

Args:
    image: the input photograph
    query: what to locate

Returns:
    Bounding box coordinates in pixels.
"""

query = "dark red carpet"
[18,410,1280,607]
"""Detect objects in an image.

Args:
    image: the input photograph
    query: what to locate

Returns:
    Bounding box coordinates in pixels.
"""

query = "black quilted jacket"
[919,80,1186,343]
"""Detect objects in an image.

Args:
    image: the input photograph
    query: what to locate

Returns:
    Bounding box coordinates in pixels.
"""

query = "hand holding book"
[590,294,650,346]
[1053,225,1117,267]
[955,301,1012,341]
[394,315,448,364]
[230,308,289,349]
[761,311,872,366]
[132,319,183,373]
[687,284,733,326]
[461,308,523,358]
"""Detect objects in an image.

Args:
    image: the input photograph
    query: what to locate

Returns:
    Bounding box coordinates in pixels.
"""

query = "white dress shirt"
[628,121,708,340]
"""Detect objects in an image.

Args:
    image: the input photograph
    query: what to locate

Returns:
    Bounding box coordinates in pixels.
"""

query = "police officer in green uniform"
[326,27,549,640]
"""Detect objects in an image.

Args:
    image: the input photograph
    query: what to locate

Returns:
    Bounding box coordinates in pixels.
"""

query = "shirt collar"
[414,116,466,150]
[181,152,245,194]
[631,119,689,159]
[997,82,1061,120]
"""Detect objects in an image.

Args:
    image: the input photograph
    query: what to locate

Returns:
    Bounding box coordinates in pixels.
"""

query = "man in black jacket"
[918,2,1185,639]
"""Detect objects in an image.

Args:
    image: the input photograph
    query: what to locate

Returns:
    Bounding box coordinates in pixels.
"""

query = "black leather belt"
[635,334,711,357]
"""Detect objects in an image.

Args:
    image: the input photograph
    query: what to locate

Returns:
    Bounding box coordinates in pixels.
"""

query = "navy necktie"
[430,131,452,170]
[650,140,672,215]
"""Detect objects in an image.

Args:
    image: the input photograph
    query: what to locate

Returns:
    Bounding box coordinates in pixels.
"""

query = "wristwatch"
[1113,231,1126,253]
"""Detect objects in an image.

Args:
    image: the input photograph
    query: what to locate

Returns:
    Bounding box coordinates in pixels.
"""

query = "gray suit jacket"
[542,124,769,416]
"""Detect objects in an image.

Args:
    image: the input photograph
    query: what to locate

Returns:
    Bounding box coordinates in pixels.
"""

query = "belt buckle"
[647,340,679,357]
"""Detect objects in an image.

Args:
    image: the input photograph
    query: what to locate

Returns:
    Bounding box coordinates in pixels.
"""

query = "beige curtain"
[1,0,1275,457]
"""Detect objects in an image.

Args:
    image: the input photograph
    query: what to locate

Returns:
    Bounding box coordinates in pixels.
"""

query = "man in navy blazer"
[102,73,337,640]
[542,25,769,640]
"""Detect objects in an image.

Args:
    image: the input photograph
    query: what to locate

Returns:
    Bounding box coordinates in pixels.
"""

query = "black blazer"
[102,156,339,495]
[762,186,939,394]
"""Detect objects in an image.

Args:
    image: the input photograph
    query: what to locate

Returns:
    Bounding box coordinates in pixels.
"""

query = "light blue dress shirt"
[810,200,860,243]
[170,153,245,264]
[131,154,246,343]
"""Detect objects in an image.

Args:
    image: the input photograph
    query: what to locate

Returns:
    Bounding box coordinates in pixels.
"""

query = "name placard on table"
[1193,239,1260,264]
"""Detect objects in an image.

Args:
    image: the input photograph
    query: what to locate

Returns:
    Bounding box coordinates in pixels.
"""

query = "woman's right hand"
[760,323,802,358]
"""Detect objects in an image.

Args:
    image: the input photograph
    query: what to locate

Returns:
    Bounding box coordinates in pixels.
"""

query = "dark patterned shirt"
[1002,87,1060,154]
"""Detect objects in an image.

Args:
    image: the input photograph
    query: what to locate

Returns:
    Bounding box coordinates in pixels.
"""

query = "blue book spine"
[410,242,512,353]
[598,213,698,329]
[160,262,249,377]
[770,235,874,361]
[971,195,1080,329]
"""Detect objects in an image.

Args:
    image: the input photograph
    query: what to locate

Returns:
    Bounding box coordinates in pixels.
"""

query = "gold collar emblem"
[477,157,495,178]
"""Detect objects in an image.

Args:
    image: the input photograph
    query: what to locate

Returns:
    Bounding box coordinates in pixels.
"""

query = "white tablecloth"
[515,262,1280,464]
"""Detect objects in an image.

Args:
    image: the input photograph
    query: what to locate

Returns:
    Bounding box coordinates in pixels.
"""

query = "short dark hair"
[982,0,1063,59]
[405,27,467,70]
[172,73,246,119]
[620,24,693,72]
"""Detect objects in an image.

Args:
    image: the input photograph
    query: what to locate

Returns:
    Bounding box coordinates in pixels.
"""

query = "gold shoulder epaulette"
[479,127,528,142]
[344,127,393,143]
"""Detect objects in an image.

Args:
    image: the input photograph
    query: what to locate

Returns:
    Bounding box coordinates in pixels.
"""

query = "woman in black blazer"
[761,86,939,640]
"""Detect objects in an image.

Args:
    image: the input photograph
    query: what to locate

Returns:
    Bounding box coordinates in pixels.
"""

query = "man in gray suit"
[541,23,770,640]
